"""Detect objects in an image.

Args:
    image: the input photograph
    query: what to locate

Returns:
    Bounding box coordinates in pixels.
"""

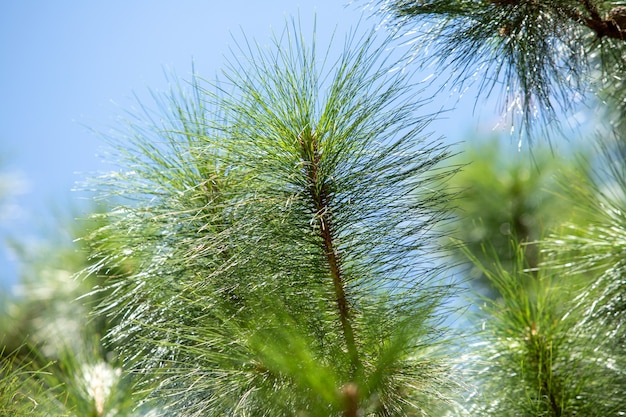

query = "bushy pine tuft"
[85,18,462,416]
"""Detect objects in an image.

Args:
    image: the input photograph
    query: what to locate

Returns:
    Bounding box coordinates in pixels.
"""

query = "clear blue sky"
[0,2,493,289]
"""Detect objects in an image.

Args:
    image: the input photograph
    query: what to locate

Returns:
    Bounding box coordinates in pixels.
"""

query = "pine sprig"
[86,18,461,416]
[465,243,620,416]
[541,134,626,370]
[373,0,626,140]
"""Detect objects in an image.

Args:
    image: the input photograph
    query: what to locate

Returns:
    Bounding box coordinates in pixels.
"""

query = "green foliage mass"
[0,215,138,417]
[466,242,624,416]
[440,137,592,294]
[2,4,626,416]
[83,20,461,416]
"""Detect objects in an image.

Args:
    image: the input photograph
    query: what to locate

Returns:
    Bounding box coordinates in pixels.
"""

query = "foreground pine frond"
[85,18,461,416]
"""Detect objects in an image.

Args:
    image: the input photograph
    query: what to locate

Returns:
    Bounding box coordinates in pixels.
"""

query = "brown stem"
[494,0,626,40]
[341,382,359,417]
[581,0,601,22]
[298,131,361,375]
[565,0,626,39]
[319,203,360,370]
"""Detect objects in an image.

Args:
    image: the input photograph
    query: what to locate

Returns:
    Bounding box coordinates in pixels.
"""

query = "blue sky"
[0,2,496,288]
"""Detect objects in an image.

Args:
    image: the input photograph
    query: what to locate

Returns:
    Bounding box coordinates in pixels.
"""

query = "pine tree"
[5,3,624,415]
[85,20,462,416]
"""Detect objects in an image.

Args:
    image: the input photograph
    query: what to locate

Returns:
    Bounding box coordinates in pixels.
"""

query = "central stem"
[299,131,361,377]
[318,199,359,370]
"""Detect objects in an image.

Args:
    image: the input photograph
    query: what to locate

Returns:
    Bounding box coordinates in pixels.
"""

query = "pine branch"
[575,0,626,39]
[86,17,461,416]
[464,243,608,416]
[373,0,626,141]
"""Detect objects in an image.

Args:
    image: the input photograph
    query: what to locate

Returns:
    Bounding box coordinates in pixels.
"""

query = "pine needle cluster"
[0,350,61,417]
[372,0,626,138]
[464,243,622,416]
[85,20,461,416]
[540,134,626,410]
